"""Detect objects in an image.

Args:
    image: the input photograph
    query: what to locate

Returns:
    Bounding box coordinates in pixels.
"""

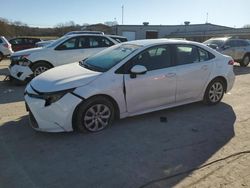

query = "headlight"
[12,54,30,66]
[42,88,75,106]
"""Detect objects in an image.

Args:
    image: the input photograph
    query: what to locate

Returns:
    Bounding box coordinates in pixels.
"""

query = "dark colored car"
[108,35,128,43]
[9,37,42,52]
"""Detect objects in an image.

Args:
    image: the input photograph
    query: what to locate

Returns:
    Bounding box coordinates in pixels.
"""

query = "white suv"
[9,34,118,81]
[0,36,13,61]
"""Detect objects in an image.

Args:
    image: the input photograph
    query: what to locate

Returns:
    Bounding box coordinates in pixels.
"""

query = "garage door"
[122,31,136,41]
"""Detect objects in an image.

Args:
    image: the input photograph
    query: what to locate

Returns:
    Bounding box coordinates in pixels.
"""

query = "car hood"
[11,47,44,56]
[30,62,101,93]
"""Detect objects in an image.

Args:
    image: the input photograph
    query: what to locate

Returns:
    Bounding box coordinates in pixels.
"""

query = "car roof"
[108,35,127,38]
[123,39,202,47]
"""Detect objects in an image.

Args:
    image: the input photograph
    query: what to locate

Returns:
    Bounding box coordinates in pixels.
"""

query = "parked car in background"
[9,37,42,52]
[24,39,235,133]
[9,34,118,81]
[35,40,56,48]
[204,37,250,67]
[0,36,13,61]
[107,35,128,43]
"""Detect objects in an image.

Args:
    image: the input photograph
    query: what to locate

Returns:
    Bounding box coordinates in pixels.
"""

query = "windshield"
[80,44,141,72]
[45,36,70,48]
[204,39,225,48]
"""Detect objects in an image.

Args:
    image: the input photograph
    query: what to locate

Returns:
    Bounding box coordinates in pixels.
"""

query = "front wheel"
[240,55,250,67]
[75,96,115,133]
[203,79,225,105]
[31,62,52,77]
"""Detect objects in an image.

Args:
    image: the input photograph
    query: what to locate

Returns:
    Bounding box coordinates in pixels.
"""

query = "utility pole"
[206,12,208,23]
[122,5,124,25]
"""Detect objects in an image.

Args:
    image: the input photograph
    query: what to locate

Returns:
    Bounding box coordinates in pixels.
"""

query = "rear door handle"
[165,73,176,78]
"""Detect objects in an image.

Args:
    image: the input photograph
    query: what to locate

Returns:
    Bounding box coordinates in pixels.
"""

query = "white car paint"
[9,34,118,81]
[24,39,235,132]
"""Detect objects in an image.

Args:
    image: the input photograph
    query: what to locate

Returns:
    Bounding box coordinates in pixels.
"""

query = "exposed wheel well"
[30,60,54,69]
[72,94,120,131]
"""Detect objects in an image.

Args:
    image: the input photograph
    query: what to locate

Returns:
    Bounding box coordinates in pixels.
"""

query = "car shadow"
[0,102,235,188]
[234,65,250,76]
[0,79,26,104]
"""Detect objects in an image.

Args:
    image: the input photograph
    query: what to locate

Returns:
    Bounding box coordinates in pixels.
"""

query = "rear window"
[204,39,225,48]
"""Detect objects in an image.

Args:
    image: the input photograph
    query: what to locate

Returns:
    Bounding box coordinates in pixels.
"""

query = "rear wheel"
[240,55,250,67]
[31,62,52,77]
[75,96,115,133]
[203,79,225,105]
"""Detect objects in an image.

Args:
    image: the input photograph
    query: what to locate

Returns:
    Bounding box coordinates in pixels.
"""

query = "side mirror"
[130,65,147,78]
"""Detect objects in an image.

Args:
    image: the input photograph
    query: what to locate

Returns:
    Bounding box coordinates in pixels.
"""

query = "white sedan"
[9,34,118,81]
[24,39,235,133]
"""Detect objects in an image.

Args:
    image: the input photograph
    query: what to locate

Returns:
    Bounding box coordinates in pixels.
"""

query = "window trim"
[115,44,174,74]
[172,44,215,66]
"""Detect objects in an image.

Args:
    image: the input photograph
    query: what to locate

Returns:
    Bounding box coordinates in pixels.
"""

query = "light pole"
[122,5,124,25]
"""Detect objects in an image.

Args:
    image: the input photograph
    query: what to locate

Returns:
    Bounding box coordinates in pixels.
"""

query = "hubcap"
[84,104,111,131]
[34,66,48,76]
[209,82,224,103]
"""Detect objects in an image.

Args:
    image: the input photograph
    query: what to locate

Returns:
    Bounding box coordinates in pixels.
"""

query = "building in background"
[113,22,250,42]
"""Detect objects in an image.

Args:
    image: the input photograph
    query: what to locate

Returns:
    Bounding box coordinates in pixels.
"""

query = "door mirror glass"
[130,65,147,74]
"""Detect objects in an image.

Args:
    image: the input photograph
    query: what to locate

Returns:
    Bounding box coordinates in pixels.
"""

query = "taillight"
[228,60,234,65]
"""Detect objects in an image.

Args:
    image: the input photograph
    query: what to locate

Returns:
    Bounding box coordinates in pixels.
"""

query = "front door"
[124,45,176,113]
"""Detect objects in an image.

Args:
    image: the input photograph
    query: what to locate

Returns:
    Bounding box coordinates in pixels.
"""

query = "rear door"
[222,40,237,59]
[173,44,214,102]
[233,40,249,60]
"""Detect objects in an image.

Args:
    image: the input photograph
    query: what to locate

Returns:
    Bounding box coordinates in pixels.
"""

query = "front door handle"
[165,73,176,78]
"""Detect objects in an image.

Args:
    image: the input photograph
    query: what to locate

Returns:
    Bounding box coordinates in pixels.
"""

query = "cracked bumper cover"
[24,85,82,132]
[8,65,33,81]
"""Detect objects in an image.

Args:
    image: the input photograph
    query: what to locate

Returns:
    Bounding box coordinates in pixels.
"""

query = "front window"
[131,45,172,71]
[46,36,70,48]
[80,44,140,72]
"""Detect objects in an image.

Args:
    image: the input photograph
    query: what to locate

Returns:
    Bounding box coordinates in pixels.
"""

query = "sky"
[0,0,250,28]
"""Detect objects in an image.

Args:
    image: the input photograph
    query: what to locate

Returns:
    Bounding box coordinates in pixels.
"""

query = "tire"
[240,55,250,67]
[31,62,52,77]
[0,52,3,62]
[75,96,115,133]
[203,79,225,105]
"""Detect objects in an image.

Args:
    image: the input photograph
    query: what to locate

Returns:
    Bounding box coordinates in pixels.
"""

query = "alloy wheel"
[83,104,111,132]
[208,82,224,103]
[33,66,49,77]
